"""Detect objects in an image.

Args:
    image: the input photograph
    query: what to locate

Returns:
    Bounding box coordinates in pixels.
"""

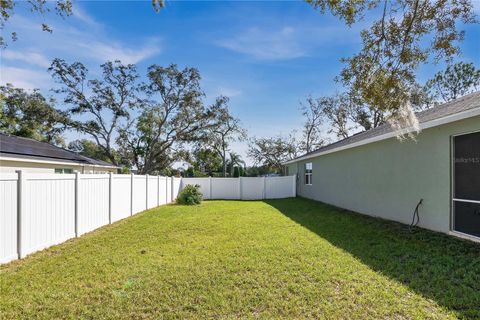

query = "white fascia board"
[283,107,480,165]
[0,154,118,169]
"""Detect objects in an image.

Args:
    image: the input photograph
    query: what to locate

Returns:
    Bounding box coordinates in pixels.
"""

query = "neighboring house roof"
[0,133,118,168]
[284,91,480,165]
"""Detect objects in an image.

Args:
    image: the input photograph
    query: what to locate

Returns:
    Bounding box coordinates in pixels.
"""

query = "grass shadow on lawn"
[265,197,480,320]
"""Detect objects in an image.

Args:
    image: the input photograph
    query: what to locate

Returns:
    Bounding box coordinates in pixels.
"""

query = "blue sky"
[1,0,479,164]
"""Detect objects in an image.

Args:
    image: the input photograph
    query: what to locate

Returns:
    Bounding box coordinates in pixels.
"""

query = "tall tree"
[49,59,139,166]
[0,84,67,145]
[426,62,480,103]
[227,152,246,177]
[188,147,223,176]
[117,64,212,174]
[205,96,246,177]
[300,96,326,153]
[248,134,299,174]
[67,139,112,162]
[307,0,476,127]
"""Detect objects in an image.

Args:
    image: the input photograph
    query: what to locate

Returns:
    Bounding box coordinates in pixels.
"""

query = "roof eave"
[283,106,480,165]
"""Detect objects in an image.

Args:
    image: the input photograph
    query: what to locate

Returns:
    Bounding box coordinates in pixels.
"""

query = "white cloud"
[2,50,51,68]
[71,6,102,28]
[0,66,51,90]
[217,87,242,98]
[1,8,163,90]
[77,39,162,65]
[216,25,357,60]
[217,26,306,60]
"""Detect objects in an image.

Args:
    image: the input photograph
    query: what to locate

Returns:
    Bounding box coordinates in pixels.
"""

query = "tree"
[188,147,223,176]
[67,139,112,162]
[426,62,480,103]
[49,59,139,166]
[0,84,67,145]
[248,134,299,174]
[307,0,476,127]
[227,152,246,177]
[205,96,246,177]
[300,96,326,153]
[117,64,212,174]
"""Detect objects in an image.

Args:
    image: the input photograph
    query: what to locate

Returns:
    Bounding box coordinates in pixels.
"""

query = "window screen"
[454,131,480,201]
[453,131,480,237]
[453,201,480,237]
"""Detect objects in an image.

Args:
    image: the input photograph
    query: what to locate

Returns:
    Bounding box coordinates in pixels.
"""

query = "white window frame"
[305,162,312,185]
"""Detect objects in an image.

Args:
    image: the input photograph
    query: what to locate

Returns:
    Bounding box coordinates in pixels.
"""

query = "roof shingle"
[0,133,117,168]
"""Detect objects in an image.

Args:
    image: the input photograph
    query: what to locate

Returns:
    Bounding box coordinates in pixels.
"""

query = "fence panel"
[240,177,264,200]
[111,174,132,222]
[132,175,147,214]
[78,174,110,235]
[166,177,172,203]
[179,176,296,200]
[181,178,211,199]
[147,176,158,209]
[172,177,181,200]
[22,174,76,257]
[211,178,240,199]
[0,174,18,263]
[158,177,168,205]
[265,176,296,199]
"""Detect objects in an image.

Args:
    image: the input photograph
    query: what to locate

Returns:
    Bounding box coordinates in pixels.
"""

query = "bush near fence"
[0,174,295,264]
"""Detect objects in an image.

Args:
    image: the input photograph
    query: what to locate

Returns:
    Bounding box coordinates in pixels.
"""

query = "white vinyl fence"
[0,172,178,264]
[181,176,296,200]
[0,173,295,264]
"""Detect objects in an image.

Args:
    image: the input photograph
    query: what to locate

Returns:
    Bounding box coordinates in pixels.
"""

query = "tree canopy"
[426,62,480,103]
[248,134,299,173]
[0,84,67,145]
[49,59,139,166]
[307,0,477,127]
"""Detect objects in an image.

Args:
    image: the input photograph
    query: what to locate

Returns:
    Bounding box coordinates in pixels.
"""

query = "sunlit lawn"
[1,198,479,319]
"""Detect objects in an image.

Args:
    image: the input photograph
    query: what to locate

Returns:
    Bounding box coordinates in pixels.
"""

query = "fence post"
[130,173,134,216]
[145,174,149,210]
[108,172,113,224]
[16,170,24,259]
[239,177,243,200]
[74,172,79,237]
[263,176,267,199]
[166,176,168,204]
[209,176,212,200]
[171,177,174,202]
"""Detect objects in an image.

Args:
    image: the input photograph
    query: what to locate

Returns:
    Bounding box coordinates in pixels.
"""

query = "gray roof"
[0,133,117,168]
[288,91,480,163]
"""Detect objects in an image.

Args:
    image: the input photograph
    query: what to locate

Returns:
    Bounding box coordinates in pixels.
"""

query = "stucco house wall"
[286,116,479,234]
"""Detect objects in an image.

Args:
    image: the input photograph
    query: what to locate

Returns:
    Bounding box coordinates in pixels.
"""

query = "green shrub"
[177,184,203,205]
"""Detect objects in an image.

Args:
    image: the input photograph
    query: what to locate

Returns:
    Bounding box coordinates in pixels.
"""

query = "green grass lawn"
[1,198,479,319]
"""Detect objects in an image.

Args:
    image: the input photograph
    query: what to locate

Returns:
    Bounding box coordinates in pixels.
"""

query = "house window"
[55,168,73,174]
[305,163,312,185]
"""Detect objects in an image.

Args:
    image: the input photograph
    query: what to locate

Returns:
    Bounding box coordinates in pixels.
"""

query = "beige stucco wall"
[287,116,480,234]
[0,159,117,174]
